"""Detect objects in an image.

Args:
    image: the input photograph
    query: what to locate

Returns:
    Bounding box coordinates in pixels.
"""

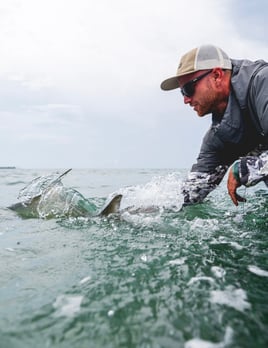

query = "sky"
[0,0,268,169]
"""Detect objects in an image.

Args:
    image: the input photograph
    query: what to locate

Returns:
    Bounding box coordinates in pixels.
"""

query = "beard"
[192,82,226,117]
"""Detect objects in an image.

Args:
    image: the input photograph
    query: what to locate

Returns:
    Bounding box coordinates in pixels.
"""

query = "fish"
[8,169,123,219]
[8,193,123,219]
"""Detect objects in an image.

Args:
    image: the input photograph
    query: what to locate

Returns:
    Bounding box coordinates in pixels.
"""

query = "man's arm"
[227,150,268,205]
[182,165,228,205]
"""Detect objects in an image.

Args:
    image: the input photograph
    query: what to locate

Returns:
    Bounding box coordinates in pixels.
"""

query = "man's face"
[178,70,219,117]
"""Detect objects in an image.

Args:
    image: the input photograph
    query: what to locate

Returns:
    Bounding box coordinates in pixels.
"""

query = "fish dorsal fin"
[58,168,72,180]
[99,194,123,216]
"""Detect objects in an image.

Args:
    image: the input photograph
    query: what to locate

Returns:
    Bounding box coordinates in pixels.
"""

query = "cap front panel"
[177,48,198,76]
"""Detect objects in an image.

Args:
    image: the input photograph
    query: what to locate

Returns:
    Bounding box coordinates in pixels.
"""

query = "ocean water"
[0,168,268,348]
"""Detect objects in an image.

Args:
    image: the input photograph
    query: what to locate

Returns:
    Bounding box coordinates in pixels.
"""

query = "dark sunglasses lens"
[181,82,194,97]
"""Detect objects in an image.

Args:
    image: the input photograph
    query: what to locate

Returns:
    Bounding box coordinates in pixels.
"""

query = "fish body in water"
[8,169,123,219]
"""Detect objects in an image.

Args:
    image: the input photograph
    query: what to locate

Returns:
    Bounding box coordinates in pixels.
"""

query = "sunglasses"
[180,69,213,97]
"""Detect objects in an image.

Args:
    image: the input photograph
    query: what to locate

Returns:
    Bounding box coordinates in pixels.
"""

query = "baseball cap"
[160,44,232,91]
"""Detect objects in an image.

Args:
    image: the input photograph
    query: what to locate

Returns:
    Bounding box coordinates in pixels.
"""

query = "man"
[161,44,268,206]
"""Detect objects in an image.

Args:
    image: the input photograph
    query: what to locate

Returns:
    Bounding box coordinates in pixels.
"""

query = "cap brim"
[160,76,180,91]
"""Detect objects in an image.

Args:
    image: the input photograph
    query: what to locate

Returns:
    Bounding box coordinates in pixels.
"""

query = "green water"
[0,169,267,347]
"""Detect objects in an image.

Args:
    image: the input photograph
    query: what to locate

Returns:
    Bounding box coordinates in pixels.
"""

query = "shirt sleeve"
[181,165,228,204]
[236,150,268,187]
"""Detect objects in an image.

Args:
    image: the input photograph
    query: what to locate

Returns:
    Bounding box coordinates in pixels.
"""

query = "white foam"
[210,238,243,250]
[185,338,224,348]
[229,241,243,250]
[53,295,83,318]
[211,266,226,279]
[5,247,15,252]
[188,276,215,286]
[185,326,233,348]
[210,286,251,312]
[248,265,268,277]
[168,257,186,266]
[140,254,148,262]
[190,218,219,232]
[79,276,91,284]
[233,213,244,223]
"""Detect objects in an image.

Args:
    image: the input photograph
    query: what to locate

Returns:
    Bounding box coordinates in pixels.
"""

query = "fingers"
[236,194,246,203]
[231,193,246,206]
[228,189,246,206]
[229,191,239,206]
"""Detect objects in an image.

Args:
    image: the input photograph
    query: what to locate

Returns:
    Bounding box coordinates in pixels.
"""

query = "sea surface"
[0,168,268,348]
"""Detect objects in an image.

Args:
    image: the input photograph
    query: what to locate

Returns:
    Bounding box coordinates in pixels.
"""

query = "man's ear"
[211,68,225,87]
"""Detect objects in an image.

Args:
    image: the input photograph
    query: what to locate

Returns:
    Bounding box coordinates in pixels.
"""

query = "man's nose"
[183,95,191,104]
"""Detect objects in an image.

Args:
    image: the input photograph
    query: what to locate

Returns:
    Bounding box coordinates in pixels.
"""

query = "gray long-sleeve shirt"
[182,59,268,204]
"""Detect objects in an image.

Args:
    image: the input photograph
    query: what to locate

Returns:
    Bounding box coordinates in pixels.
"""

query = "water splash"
[37,185,96,218]
[210,286,251,312]
[118,172,184,211]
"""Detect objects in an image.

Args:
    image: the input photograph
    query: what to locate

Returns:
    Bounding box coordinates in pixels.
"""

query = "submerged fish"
[8,169,123,219]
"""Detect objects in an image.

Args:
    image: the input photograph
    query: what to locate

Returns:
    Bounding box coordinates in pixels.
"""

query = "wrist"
[232,160,240,183]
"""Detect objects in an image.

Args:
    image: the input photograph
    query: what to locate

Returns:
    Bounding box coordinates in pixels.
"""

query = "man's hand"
[227,168,246,206]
